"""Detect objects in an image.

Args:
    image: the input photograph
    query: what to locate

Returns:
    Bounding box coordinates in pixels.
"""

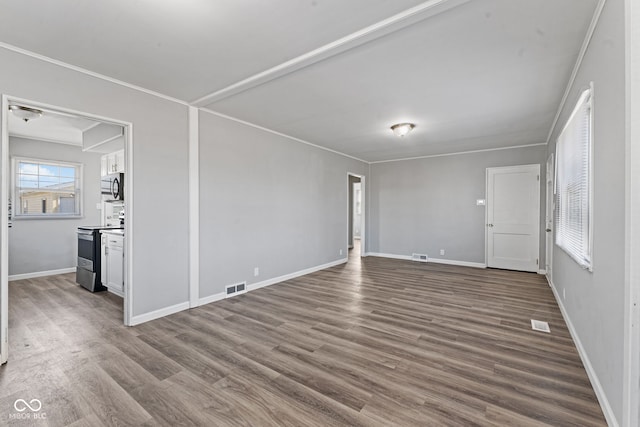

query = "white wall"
[368,145,546,265]
[198,112,368,299]
[546,0,626,423]
[8,136,102,276]
[0,47,190,318]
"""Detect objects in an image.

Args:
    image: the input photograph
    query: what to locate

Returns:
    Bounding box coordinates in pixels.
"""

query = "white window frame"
[555,83,594,271]
[11,156,83,219]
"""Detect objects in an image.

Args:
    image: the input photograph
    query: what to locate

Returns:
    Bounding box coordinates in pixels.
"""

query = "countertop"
[100,229,124,236]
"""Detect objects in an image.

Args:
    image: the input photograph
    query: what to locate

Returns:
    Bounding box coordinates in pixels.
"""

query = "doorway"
[0,95,134,364]
[486,164,540,272]
[348,173,365,258]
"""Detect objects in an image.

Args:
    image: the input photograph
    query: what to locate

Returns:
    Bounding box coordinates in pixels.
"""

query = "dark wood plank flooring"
[1,247,606,426]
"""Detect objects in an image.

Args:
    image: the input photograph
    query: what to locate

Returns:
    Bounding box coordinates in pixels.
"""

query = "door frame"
[347,172,365,257]
[1,95,134,363]
[545,154,554,280]
[485,164,540,272]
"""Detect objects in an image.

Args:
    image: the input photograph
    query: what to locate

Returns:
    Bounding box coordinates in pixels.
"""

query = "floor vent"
[531,319,551,333]
[412,253,428,262]
[225,282,247,298]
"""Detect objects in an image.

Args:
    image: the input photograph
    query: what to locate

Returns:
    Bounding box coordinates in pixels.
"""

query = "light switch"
[476,199,486,206]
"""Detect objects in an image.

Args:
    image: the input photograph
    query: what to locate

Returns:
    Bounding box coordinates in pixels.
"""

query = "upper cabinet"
[101,149,125,176]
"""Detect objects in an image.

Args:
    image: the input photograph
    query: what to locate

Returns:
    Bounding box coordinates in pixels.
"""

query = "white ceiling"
[8,106,97,146]
[0,0,598,162]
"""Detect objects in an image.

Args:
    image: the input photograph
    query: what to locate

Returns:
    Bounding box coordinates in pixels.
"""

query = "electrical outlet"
[254,267,259,277]
[339,249,343,255]
[440,249,445,256]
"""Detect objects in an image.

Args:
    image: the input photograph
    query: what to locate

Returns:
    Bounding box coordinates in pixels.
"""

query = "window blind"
[555,86,593,270]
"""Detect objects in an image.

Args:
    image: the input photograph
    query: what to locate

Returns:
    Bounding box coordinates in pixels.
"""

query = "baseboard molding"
[198,291,226,306]
[129,301,190,326]
[547,276,619,427]
[428,257,486,269]
[368,252,412,261]
[248,258,348,292]
[9,267,76,281]
[538,269,547,275]
[195,258,349,308]
[368,253,486,268]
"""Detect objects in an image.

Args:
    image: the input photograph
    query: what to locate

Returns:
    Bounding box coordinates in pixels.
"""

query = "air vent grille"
[412,253,428,262]
[225,282,248,298]
[531,319,551,333]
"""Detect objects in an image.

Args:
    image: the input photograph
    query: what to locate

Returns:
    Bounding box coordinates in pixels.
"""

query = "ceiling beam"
[191,0,470,107]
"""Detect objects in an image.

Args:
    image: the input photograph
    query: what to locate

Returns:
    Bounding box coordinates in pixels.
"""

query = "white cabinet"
[105,233,124,297]
[100,233,107,287]
[101,149,125,176]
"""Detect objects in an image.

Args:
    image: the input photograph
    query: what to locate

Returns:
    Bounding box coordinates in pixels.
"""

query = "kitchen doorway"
[0,96,134,364]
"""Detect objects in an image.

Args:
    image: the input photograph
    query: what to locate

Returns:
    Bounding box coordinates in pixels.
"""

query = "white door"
[487,164,540,272]
[545,154,554,278]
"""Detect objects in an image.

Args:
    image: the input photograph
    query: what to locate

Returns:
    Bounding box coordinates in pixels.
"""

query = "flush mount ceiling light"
[9,105,43,122]
[390,122,415,137]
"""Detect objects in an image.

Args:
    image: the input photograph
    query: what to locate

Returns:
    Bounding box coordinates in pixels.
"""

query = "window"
[555,85,593,270]
[12,157,82,218]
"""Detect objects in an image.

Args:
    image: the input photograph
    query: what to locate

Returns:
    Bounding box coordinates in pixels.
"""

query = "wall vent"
[412,253,428,262]
[225,282,247,298]
[530,319,551,333]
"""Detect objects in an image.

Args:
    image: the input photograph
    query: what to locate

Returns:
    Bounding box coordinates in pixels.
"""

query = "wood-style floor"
[1,245,606,426]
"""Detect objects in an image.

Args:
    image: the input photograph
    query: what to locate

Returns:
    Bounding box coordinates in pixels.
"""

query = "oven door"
[77,230,95,263]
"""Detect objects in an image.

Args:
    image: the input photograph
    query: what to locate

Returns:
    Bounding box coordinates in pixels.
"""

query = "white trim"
[0,42,189,107]
[1,96,8,364]
[191,0,469,106]
[129,301,190,326]
[367,252,486,268]
[9,267,76,282]
[248,258,347,292]
[369,143,547,164]
[196,258,349,307]
[547,276,619,427]
[545,0,607,145]
[537,269,547,275]
[123,121,133,327]
[200,108,368,164]
[368,252,413,261]
[198,291,227,306]
[624,0,640,423]
[188,107,200,308]
[425,258,486,269]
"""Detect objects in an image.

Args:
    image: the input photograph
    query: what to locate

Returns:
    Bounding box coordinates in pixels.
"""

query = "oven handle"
[77,232,94,241]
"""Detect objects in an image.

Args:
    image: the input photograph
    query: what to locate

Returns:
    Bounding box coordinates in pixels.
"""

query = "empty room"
[0,0,638,426]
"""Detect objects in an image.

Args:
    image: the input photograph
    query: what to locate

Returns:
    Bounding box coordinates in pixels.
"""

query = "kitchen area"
[6,102,127,307]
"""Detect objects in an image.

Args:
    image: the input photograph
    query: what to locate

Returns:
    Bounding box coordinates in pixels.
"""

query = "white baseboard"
[248,258,347,292]
[428,257,486,269]
[547,276,619,427]
[129,301,190,326]
[195,258,349,308]
[198,291,226,306]
[368,253,486,269]
[9,267,76,281]
[368,252,412,261]
[538,269,547,275]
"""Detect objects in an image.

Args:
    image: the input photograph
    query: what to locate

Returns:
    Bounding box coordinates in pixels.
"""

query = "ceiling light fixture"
[9,105,43,123]
[390,122,415,137]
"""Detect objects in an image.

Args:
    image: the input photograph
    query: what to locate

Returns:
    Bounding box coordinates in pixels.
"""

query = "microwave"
[101,173,124,201]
